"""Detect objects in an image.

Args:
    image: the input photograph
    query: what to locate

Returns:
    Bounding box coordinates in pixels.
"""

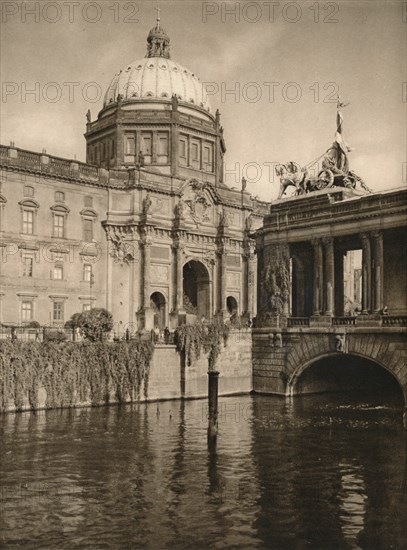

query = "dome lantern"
[146,8,171,59]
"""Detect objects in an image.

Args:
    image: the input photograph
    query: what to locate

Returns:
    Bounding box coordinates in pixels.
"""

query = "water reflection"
[1,393,406,549]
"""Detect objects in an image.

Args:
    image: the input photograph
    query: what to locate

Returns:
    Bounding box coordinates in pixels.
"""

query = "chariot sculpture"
[276,98,372,199]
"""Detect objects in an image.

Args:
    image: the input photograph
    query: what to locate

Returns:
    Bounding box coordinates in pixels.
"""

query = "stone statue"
[275,333,283,348]
[245,215,252,232]
[171,94,178,111]
[143,193,152,214]
[335,334,346,353]
[215,109,220,125]
[86,109,91,123]
[175,201,185,219]
[138,150,145,168]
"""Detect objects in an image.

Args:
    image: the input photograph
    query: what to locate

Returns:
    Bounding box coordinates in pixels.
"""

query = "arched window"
[80,208,97,242]
[19,199,39,235]
[50,204,70,239]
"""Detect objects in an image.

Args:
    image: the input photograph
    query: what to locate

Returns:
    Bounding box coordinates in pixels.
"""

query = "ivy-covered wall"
[0,341,153,413]
[0,329,253,413]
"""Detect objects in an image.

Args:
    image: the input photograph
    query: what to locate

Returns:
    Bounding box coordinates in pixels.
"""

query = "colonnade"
[310,232,384,317]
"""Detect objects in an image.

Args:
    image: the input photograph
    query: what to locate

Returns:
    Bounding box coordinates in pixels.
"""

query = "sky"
[1,0,406,200]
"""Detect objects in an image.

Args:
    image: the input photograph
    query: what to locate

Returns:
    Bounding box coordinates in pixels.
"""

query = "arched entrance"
[150,292,166,330]
[183,260,210,320]
[288,353,405,404]
[226,296,238,316]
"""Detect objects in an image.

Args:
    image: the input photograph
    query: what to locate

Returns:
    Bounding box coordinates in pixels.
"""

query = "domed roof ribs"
[145,8,171,60]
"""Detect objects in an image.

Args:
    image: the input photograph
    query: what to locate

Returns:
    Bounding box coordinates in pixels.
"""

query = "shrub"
[78,308,114,342]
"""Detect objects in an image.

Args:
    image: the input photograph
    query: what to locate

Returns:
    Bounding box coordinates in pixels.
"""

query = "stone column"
[372,231,384,312]
[324,237,335,316]
[312,239,323,316]
[247,248,256,318]
[142,238,152,309]
[176,244,184,311]
[361,233,372,314]
[217,250,227,314]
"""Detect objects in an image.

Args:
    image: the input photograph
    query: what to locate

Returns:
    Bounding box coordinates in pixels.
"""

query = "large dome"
[103,57,211,112]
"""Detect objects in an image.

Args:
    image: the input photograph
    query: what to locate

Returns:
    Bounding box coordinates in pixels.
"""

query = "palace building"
[0,18,267,333]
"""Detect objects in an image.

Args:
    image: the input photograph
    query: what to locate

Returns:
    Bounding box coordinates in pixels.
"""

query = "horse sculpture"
[275,100,372,199]
[275,156,371,200]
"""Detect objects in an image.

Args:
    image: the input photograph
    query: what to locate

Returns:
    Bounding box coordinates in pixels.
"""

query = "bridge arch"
[287,351,405,404]
[283,333,407,405]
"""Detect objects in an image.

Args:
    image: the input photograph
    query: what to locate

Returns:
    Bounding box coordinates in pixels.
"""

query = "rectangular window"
[157,133,169,164]
[83,264,92,282]
[125,135,135,163]
[53,214,65,238]
[83,219,93,242]
[53,301,64,322]
[142,135,152,155]
[53,264,63,280]
[126,136,135,155]
[191,143,199,161]
[179,137,187,167]
[22,210,34,234]
[82,303,91,312]
[21,301,33,322]
[22,254,34,277]
[179,138,187,158]
[141,133,152,164]
[190,140,200,169]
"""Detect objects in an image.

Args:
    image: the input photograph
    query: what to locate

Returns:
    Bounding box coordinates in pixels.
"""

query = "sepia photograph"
[0,0,406,548]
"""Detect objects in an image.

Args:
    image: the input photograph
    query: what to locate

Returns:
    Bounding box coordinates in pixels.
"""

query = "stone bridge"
[253,320,407,403]
[253,188,407,406]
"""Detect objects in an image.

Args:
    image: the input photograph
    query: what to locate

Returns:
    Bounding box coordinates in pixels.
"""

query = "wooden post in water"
[207,371,219,442]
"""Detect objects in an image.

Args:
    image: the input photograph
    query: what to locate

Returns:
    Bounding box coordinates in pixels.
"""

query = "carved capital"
[142,236,153,248]
[370,230,382,241]
[322,236,333,246]
[361,233,370,249]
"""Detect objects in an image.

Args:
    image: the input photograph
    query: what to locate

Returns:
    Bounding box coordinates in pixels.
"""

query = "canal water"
[1,392,406,549]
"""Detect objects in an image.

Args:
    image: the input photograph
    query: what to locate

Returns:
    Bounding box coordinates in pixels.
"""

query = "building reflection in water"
[1,394,406,548]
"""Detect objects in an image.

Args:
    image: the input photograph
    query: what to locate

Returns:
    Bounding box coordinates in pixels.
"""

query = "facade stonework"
[0,23,268,332]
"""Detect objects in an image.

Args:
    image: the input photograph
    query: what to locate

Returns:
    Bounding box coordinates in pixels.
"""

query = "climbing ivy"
[175,319,230,371]
[0,340,154,412]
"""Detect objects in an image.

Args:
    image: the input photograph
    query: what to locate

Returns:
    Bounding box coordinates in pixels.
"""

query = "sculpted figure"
[138,150,145,168]
[143,193,152,214]
[335,334,346,352]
